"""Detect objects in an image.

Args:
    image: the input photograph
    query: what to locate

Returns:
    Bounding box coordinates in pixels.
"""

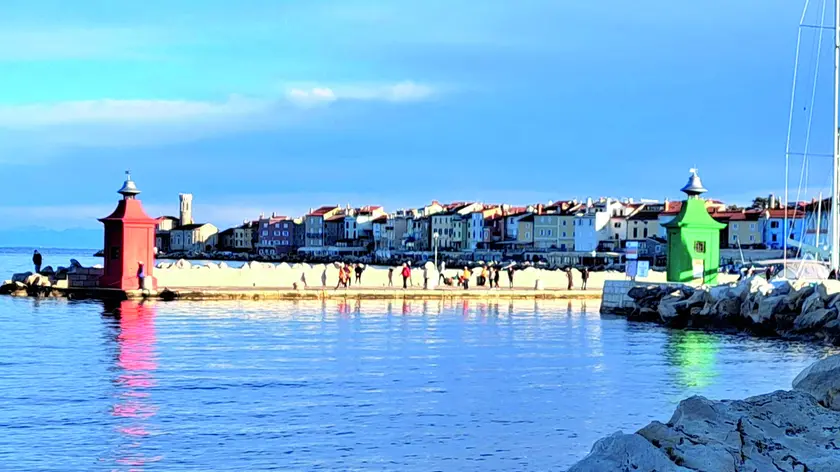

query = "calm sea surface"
[0,248,834,471]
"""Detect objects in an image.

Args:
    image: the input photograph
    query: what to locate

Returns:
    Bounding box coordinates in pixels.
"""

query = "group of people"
[335,262,366,289]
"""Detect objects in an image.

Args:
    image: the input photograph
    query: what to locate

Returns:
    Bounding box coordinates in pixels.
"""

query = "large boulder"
[792,354,840,411]
[793,308,838,332]
[11,272,32,283]
[637,390,840,472]
[752,295,787,325]
[800,291,825,316]
[817,280,840,302]
[787,285,816,312]
[567,432,690,472]
[657,294,686,323]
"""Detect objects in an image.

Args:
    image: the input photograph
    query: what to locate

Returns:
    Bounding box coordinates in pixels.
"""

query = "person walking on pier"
[581,267,590,290]
[32,250,42,274]
[388,266,395,287]
[438,260,447,284]
[354,264,364,285]
[401,263,411,289]
[506,265,515,288]
[335,264,349,289]
[565,267,574,290]
[487,265,496,289]
[493,265,501,289]
[462,266,471,290]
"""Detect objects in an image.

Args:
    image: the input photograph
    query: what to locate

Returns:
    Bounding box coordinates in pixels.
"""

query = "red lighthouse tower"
[99,171,157,291]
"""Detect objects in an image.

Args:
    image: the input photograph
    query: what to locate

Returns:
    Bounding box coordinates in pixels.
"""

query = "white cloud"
[0,81,436,132]
[285,81,435,107]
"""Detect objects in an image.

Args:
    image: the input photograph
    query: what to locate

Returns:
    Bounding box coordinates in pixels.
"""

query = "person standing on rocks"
[581,267,589,290]
[32,250,42,274]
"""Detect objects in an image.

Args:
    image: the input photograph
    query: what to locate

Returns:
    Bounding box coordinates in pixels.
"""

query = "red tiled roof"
[309,205,339,216]
[764,208,805,219]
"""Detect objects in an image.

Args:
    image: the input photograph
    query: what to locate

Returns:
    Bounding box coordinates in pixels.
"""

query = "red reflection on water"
[110,301,160,470]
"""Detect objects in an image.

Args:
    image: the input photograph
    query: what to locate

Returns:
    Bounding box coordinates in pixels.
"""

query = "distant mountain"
[0,227,102,249]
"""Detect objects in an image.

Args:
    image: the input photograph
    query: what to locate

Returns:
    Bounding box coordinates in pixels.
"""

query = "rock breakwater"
[569,354,840,471]
[612,276,840,346]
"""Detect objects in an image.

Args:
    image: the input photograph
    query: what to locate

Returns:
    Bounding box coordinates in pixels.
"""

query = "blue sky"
[0,0,831,233]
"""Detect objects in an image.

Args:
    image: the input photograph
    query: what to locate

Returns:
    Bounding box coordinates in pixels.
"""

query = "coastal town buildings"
[151,190,831,265]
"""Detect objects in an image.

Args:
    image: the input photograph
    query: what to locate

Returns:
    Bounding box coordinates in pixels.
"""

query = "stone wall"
[68,267,105,288]
[153,260,703,290]
[601,280,678,313]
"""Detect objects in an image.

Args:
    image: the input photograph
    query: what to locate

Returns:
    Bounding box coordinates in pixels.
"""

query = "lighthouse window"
[110,247,120,259]
[694,241,706,254]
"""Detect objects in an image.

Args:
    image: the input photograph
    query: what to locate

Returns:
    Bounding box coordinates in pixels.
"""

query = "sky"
[0,0,833,241]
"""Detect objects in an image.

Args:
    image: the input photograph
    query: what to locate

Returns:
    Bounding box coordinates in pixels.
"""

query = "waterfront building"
[154,216,179,252]
[430,202,483,250]
[573,198,622,252]
[169,223,219,252]
[761,207,805,250]
[626,203,664,241]
[255,214,294,255]
[304,205,341,248]
[709,209,763,248]
[220,221,257,252]
[665,169,725,284]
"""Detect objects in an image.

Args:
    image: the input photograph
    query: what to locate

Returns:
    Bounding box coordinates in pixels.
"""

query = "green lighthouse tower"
[664,169,726,285]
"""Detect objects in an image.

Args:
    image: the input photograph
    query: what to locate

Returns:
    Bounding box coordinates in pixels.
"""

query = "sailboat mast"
[832,0,840,270]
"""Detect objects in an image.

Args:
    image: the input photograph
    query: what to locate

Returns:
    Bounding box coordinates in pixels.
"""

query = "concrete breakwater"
[568,354,840,471]
[600,277,840,346]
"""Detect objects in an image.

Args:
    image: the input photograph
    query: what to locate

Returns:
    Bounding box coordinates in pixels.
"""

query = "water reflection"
[664,330,720,389]
[105,300,161,469]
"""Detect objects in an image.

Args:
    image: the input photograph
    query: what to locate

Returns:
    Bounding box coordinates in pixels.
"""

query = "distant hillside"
[0,227,101,249]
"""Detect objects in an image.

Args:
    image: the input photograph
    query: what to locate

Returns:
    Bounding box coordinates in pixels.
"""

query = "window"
[655,245,662,254]
[770,221,780,229]
[262,223,268,228]
[261,230,268,236]
[694,241,706,253]
[733,223,739,230]
[525,232,531,239]
[732,235,737,242]
[562,220,567,226]
[273,231,281,236]
[562,232,566,237]
[772,234,778,242]
[275,223,280,229]
[749,223,756,231]
[633,228,638,238]
[284,223,289,229]
[749,235,755,242]
[282,231,289,237]
[282,240,290,246]
[643,228,648,238]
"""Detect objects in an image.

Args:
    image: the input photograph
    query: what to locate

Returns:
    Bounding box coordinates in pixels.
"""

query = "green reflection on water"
[666,330,720,389]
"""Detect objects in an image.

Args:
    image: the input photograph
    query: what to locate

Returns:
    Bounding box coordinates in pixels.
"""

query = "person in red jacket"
[401,263,411,289]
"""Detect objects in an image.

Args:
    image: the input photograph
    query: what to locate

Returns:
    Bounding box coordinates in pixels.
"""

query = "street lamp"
[433,232,440,271]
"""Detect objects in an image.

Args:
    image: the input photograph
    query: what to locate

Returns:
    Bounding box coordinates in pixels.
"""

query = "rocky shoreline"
[606,276,840,346]
[568,354,840,471]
